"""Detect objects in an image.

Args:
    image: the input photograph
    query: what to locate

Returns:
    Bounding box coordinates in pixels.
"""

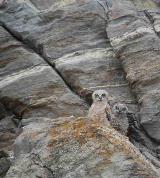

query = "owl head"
[113,103,128,114]
[92,90,109,102]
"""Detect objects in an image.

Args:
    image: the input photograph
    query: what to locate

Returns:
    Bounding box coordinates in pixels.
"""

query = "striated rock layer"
[0,26,87,120]
[104,0,160,142]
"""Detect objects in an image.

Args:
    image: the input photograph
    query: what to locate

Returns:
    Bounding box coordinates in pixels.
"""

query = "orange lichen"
[30,132,39,140]
[46,117,155,174]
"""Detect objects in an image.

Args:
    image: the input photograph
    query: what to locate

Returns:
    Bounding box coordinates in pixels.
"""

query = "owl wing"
[106,112,111,121]
[110,117,122,131]
[127,112,139,129]
[105,103,112,121]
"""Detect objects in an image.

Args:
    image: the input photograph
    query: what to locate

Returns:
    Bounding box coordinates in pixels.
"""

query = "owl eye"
[95,94,99,98]
[102,93,106,97]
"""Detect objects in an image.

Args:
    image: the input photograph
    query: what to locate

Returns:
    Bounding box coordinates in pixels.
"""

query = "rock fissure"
[0,22,87,106]
[31,153,55,177]
[96,0,109,21]
[143,10,160,38]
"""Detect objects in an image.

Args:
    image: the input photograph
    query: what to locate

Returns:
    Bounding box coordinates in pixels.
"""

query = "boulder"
[5,117,160,178]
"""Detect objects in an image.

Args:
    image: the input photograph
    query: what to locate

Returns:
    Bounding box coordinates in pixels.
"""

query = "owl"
[111,103,129,136]
[87,90,112,126]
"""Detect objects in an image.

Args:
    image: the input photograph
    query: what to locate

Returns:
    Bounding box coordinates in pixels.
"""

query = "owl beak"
[98,96,102,101]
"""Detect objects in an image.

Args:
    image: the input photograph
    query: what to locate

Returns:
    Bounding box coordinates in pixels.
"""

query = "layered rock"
[0,0,107,61]
[0,0,137,110]
[0,0,160,177]
[55,47,137,111]
[5,117,160,178]
[104,0,160,142]
[0,16,87,165]
[0,26,87,120]
[0,0,137,157]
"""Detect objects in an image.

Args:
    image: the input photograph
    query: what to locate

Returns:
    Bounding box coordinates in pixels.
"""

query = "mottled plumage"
[127,112,139,130]
[111,103,129,136]
[88,90,112,126]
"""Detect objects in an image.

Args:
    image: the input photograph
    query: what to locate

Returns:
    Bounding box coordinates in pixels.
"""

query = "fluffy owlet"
[87,90,112,126]
[111,103,129,136]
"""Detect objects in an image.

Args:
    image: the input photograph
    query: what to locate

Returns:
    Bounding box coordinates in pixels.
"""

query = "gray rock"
[0,151,10,177]
[0,26,87,120]
[0,0,160,176]
[105,0,160,142]
[0,157,10,177]
[5,117,160,178]
[0,0,137,112]
[142,119,160,142]
[0,103,17,154]
[55,48,137,110]
[0,0,107,61]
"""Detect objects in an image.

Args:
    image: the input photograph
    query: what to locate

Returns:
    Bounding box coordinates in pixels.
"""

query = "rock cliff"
[0,0,160,177]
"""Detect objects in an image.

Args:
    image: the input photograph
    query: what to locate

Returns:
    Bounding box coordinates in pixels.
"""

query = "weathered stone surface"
[0,0,136,113]
[142,119,160,142]
[132,0,159,9]
[0,26,87,120]
[105,0,160,142]
[0,0,107,61]
[0,101,17,160]
[0,65,87,119]
[55,48,137,112]
[0,23,87,166]
[0,0,135,113]
[0,116,16,143]
[0,150,10,177]
[0,26,44,79]
[146,11,160,37]
[5,117,160,178]
[0,0,160,177]
[0,0,128,108]
[0,157,10,177]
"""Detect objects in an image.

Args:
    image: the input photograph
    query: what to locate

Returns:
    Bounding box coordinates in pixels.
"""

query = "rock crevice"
[0,22,85,103]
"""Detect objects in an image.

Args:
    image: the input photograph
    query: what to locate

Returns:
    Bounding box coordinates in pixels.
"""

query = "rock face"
[0,0,137,109]
[0,151,10,177]
[5,117,160,178]
[0,26,87,120]
[0,0,160,177]
[105,0,160,142]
